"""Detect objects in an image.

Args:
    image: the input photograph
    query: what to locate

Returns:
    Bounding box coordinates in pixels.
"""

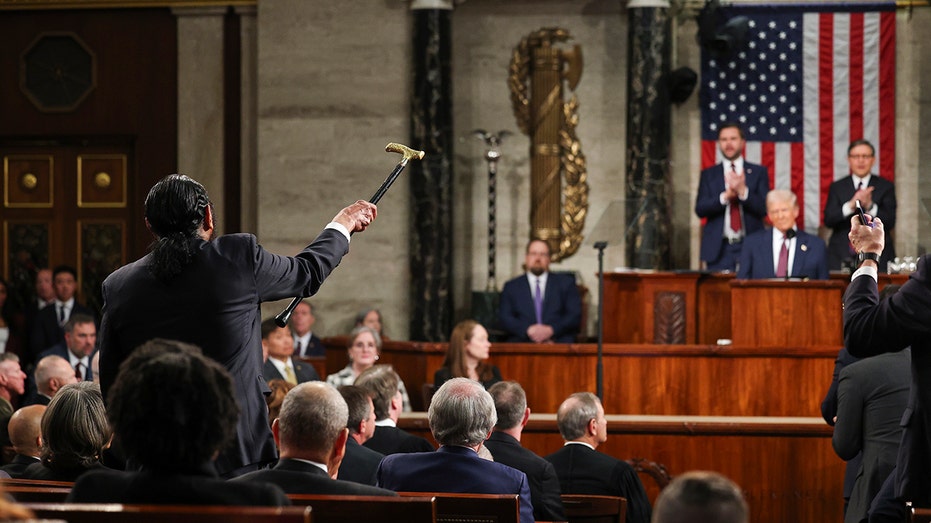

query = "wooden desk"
[730,279,845,347]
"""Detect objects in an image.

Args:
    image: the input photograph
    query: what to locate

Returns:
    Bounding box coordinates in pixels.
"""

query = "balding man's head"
[276,381,349,466]
[8,405,45,457]
[34,355,78,398]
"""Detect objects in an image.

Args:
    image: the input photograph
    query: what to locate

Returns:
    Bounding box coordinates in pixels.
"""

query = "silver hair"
[278,382,349,454]
[556,392,601,441]
[348,325,382,352]
[428,377,496,447]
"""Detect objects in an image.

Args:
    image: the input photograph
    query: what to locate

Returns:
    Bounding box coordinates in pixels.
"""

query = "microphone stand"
[593,241,607,401]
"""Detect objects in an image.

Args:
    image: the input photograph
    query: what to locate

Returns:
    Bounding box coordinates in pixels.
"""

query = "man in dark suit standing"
[260,318,319,385]
[844,212,930,521]
[235,381,395,496]
[485,381,565,522]
[29,265,95,363]
[337,385,385,486]
[376,378,535,523]
[290,300,326,357]
[498,239,581,343]
[98,174,376,477]
[737,190,828,280]
[356,365,434,455]
[824,139,896,272]
[695,123,770,271]
[545,392,651,523]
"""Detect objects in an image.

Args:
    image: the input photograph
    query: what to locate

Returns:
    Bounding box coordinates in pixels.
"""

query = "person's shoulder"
[743,227,772,244]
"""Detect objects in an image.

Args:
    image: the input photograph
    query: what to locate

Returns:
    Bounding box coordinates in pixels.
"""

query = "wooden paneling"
[730,280,846,347]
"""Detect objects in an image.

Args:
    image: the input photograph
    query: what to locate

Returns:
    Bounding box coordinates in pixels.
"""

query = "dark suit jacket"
[843,256,931,505]
[484,432,565,522]
[821,347,863,499]
[294,333,325,357]
[0,454,39,479]
[68,465,289,505]
[363,425,434,456]
[29,302,94,363]
[262,358,320,384]
[695,161,769,265]
[498,272,581,343]
[22,461,106,482]
[338,438,384,486]
[833,350,910,523]
[736,228,828,280]
[376,445,534,523]
[98,230,348,476]
[433,365,502,390]
[37,343,97,381]
[235,458,396,496]
[545,444,652,523]
[823,174,896,271]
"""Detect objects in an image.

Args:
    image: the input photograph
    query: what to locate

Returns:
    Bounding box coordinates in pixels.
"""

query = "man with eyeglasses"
[823,139,897,272]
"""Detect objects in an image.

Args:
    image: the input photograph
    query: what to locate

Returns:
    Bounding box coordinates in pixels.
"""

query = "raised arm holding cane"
[275,142,425,326]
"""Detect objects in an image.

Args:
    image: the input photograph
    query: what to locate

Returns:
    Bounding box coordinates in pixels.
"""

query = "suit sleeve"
[843,256,931,358]
[832,365,864,461]
[517,472,535,523]
[812,237,829,280]
[823,182,850,229]
[253,229,349,302]
[821,348,857,426]
[98,279,119,401]
[616,464,652,523]
[695,170,725,219]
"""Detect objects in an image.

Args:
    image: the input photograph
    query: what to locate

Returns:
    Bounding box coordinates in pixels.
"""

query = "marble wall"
[253,1,931,340]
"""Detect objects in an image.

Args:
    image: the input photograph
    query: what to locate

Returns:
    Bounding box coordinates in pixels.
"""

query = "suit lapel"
[792,232,808,277]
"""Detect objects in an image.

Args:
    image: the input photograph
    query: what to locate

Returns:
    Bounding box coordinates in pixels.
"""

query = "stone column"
[173,6,227,233]
[236,5,258,234]
[625,0,672,269]
[408,0,454,341]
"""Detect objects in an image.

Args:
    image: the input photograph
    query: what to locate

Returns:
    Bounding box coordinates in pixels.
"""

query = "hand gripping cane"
[274,143,425,327]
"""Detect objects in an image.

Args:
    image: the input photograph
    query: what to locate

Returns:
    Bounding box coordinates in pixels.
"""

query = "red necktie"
[776,235,789,277]
[729,163,742,232]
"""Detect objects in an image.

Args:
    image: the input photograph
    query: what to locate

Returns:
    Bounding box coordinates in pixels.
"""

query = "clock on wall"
[20,32,96,113]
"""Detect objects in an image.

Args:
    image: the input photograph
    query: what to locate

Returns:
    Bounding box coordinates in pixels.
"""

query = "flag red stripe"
[819,14,835,194]
[849,13,864,142]
[878,10,896,181]
[760,142,776,190]
[701,140,717,170]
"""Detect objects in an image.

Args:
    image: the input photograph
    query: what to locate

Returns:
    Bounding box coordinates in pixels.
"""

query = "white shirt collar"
[564,441,595,450]
[268,357,294,376]
[289,458,329,474]
[374,418,396,427]
[851,173,872,188]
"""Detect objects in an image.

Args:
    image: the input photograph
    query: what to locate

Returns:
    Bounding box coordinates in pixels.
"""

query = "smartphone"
[855,200,868,225]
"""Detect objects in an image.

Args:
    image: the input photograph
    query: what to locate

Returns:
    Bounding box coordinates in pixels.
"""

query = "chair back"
[561,494,627,523]
[23,503,311,523]
[3,485,71,502]
[287,494,436,523]
[398,492,519,523]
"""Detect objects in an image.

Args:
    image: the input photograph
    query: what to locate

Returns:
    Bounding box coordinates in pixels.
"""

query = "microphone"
[784,229,797,280]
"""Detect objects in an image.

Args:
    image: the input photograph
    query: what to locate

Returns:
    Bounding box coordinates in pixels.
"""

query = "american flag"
[700,3,896,231]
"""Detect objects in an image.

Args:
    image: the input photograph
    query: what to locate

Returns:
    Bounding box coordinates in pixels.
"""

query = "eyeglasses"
[848,154,874,160]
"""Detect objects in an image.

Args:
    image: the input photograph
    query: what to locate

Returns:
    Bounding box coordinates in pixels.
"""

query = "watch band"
[858,252,881,265]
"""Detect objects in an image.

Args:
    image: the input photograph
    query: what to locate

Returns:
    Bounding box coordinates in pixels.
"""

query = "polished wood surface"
[397,414,842,523]
[324,339,837,416]
[730,279,845,347]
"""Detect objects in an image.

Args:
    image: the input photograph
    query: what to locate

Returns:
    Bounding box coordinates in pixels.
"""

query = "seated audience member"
[67,339,288,505]
[266,379,295,428]
[0,354,28,446]
[1,405,45,478]
[736,189,828,280]
[235,381,395,496]
[26,355,78,406]
[833,349,910,523]
[37,314,97,381]
[355,307,387,340]
[24,269,56,364]
[434,320,502,390]
[290,300,326,357]
[261,318,319,385]
[22,382,110,482]
[546,392,651,523]
[337,385,385,486]
[652,471,748,523]
[326,326,411,411]
[498,239,581,343]
[29,265,94,359]
[485,381,565,522]
[355,364,433,455]
[376,378,534,523]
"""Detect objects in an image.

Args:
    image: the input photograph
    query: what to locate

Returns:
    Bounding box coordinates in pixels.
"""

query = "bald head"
[35,355,78,398]
[8,405,45,457]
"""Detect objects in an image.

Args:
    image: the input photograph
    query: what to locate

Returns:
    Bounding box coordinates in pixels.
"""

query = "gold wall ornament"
[20,173,38,190]
[94,171,111,188]
[508,27,588,262]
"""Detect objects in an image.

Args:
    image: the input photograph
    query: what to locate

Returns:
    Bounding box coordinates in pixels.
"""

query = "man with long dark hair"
[98,174,376,477]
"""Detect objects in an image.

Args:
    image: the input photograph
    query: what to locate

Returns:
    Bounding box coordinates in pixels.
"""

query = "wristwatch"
[857,252,881,265]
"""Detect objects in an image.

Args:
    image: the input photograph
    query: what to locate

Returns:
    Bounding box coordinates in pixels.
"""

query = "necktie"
[284,365,297,385]
[729,162,742,232]
[74,362,84,381]
[776,235,789,277]
[58,305,66,326]
[298,340,306,357]
[534,278,543,325]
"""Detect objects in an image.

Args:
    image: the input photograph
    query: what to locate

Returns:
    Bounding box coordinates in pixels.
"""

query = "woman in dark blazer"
[434,320,502,391]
